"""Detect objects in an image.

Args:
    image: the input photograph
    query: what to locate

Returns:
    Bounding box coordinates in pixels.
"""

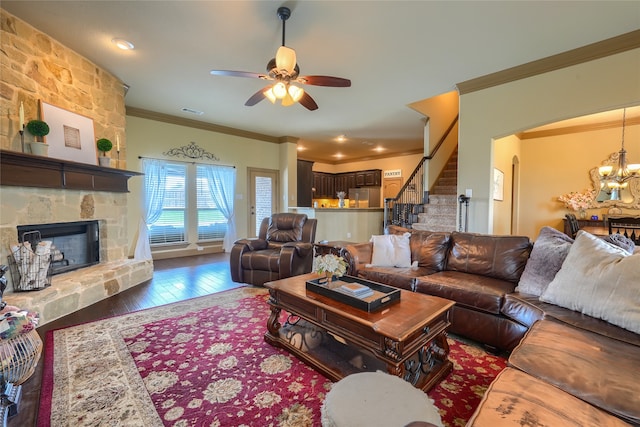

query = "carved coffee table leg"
[431,332,450,363]
[266,304,282,336]
[383,332,452,391]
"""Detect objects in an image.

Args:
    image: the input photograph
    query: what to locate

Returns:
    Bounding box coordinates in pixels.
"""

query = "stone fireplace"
[16,220,101,277]
[0,153,152,325]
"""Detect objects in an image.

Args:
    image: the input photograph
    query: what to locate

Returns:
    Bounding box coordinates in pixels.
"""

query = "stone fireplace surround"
[1,176,152,326]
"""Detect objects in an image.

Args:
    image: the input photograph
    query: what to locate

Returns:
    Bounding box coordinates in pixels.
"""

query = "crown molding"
[517,116,640,140]
[125,107,280,144]
[457,30,640,95]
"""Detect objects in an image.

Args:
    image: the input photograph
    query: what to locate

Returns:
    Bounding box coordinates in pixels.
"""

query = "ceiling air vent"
[181,107,204,115]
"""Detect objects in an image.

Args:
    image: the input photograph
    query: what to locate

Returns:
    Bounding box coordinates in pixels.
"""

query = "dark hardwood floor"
[11,253,239,427]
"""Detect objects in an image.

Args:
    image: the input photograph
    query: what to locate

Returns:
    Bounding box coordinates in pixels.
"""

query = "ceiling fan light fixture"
[288,85,304,102]
[209,5,349,111]
[264,87,277,104]
[281,92,295,107]
[273,82,287,99]
[276,46,297,75]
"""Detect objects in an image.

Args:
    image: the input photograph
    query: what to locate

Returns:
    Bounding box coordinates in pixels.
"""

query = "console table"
[563,218,605,236]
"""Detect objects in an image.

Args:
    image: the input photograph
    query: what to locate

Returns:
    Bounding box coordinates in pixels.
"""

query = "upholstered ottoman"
[321,371,443,427]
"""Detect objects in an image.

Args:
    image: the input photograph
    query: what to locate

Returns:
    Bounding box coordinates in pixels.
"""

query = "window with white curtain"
[196,165,227,241]
[148,163,186,245]
[145,161,229,246]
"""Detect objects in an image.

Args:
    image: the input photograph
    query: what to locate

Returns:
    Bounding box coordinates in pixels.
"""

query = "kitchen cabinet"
[297,160,314,207]
[355,170,382,187]
[334,173,355,193]
[312,169,381,198]
[313,172,335,198]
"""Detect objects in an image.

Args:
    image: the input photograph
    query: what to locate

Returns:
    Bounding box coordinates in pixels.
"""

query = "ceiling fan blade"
[296,75,351,87]
[245,86,272,106]
[210,70,268,79]
[298,92,318,111]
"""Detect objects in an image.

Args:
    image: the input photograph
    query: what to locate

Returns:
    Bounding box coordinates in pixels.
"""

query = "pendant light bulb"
[288,85,304,102]
[264,87,277,104]
[273,82,287,99]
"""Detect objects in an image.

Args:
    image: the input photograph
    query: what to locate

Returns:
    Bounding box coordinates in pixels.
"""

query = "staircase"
[412,149,458,232]
[385,115,459,231]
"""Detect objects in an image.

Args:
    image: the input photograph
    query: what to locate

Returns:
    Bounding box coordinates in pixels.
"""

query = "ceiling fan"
[210,6,351,111]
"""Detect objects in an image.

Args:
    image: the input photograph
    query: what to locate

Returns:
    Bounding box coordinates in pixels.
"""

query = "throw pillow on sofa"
[540,231,640,334]
[516,226,573,296]
[367,233,414,268]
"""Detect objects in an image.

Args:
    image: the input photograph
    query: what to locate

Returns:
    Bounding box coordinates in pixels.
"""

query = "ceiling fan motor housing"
[277,7,291,22]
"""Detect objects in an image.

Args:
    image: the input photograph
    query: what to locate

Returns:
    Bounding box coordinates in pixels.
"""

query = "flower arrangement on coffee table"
[313,254,347,283]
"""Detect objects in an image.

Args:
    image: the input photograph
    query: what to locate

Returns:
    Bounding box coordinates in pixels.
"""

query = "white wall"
[459,48,640,235]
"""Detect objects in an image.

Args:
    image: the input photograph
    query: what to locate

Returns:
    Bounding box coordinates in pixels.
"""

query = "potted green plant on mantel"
[96,138,113,167]
[25,119,50,156]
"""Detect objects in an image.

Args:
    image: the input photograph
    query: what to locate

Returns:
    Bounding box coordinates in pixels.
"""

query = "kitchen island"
[288,207,384,242]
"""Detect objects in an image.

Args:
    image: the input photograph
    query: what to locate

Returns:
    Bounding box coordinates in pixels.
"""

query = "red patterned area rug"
[39,287,506,427]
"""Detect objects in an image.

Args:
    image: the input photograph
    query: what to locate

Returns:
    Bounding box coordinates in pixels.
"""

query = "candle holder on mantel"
[19,129,25,153]
[116,150,120,169]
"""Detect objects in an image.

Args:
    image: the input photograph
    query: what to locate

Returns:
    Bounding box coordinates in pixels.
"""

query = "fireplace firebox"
[17,220,100,276]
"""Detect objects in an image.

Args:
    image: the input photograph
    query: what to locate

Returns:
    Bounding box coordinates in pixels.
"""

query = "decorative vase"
[98,156,111,167]
[578,209,586,219]
[338,198,345,208]
[29,142,48,157]
[325,271,333,285]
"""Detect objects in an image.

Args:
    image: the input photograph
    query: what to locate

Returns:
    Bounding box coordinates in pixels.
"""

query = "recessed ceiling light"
[335,135,347,142]
[112,38,135,50]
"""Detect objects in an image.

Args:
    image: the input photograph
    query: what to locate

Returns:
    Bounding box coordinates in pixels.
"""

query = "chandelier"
[598,108,640,200]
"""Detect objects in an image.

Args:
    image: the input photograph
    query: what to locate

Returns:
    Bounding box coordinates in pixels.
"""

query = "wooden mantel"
[0,149,142,192]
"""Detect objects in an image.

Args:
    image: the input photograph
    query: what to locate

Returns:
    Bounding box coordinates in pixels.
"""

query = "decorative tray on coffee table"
[305,275,400,312]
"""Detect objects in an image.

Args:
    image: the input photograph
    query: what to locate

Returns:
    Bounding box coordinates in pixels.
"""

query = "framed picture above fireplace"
[41,101,97,165]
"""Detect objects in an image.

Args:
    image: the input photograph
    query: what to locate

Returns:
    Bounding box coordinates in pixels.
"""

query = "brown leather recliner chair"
[230,213,317,286]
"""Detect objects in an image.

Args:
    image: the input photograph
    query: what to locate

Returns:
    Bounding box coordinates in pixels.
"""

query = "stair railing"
[384,115,459,230]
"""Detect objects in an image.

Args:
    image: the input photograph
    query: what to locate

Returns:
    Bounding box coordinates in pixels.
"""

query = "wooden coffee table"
[264,273,454,392]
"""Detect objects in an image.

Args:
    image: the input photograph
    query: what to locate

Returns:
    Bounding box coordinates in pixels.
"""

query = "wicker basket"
[8,231,52,292]
[0,330,43,385]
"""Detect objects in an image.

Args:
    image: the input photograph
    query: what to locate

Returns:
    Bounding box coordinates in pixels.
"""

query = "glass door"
[248,168,279,237]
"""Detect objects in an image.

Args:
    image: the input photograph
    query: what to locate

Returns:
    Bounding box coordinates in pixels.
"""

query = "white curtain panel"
[201,164,237,252]
[134,159,168,260]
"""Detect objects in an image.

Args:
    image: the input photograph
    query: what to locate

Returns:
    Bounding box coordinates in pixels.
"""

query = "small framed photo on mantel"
[41,101,97,165]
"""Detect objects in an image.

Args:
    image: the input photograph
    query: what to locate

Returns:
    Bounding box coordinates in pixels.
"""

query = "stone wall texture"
[0,9,151,324]
[0,8,126,154]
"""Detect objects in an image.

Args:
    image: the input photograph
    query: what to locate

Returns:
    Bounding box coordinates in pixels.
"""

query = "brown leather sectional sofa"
[344,226,533,351]
[344,226,640,426]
